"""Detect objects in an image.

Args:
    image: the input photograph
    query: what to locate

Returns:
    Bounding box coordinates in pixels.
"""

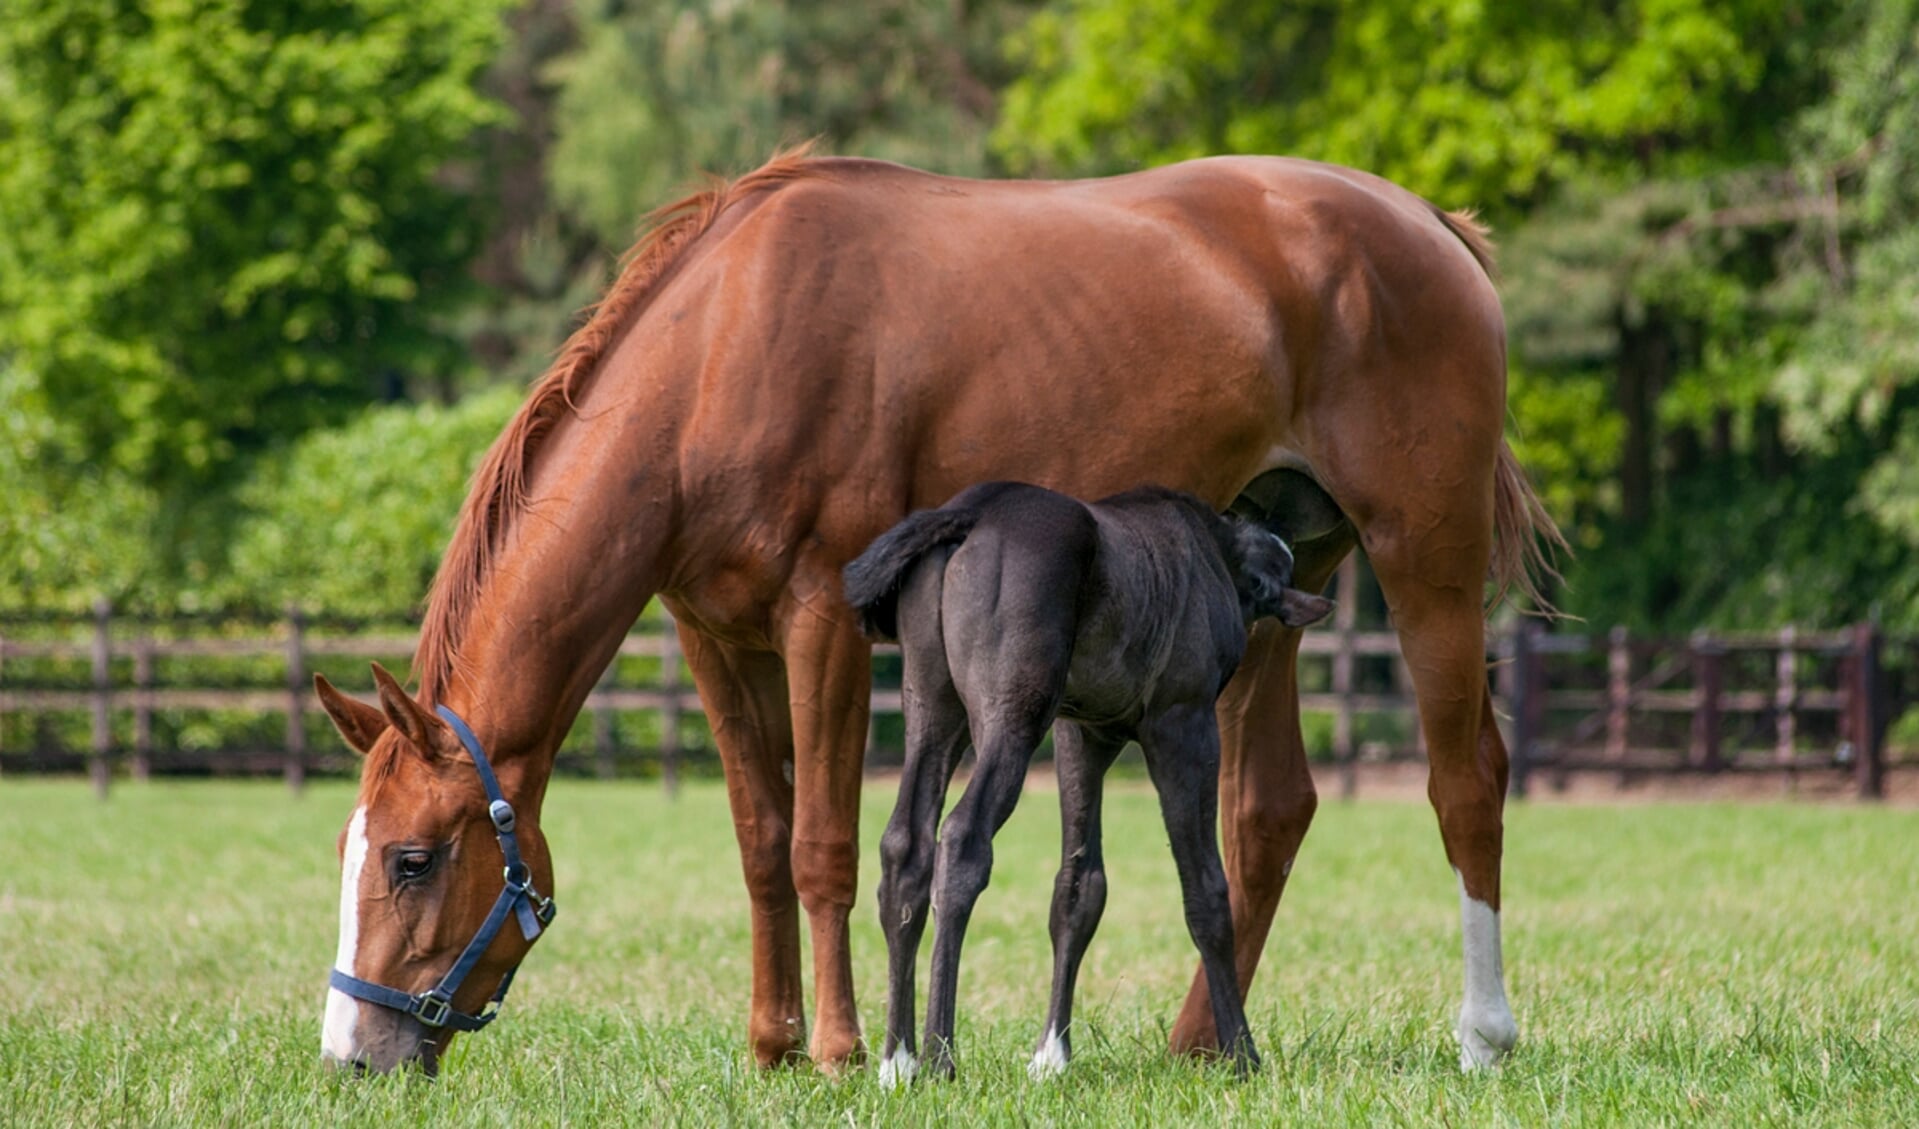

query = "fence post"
[133,634,155,783]
[1605,626,1630,766]
[593,658,618,780]
[90,598,112,799]
[1690,632,1725,772]
[659,621,682,799]
[1775,626,1797,791]
[1332,555,1358,800]
[284,606,307,793]
[1850,622,1886,800]
[1507,621,1538,799]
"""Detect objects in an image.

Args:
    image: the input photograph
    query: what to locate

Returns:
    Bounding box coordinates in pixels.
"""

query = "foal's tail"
[843,507,983,640]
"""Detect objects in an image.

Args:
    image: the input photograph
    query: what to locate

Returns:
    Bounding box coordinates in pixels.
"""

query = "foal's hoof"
[877,1047,919,1091]
[1027,1029,1069,1081]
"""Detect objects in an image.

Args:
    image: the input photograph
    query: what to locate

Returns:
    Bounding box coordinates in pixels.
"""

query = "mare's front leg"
[875,610,971,1088]
[1142,704,1260,1074]
[674,622,806,1067]
[922,712,1052,1079]
[1030,721,1126,1079]
[778,587,875,1070]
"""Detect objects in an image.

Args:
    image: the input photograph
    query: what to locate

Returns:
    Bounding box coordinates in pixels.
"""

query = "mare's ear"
[370,662,440,753]
[315,673,389,756]
[1274,589,1335,628]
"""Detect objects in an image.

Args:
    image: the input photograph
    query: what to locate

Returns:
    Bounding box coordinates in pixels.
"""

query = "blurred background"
[2,0,1916,788]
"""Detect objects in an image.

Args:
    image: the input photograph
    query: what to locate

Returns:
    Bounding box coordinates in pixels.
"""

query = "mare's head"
[313,664,554,1075]
[1223,517,1336,628]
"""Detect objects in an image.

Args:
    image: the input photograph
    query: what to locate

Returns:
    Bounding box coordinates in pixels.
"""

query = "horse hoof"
[877,1047,918,1090]
[1027,1028,1068,1081]
[1456,1005,1518,1071]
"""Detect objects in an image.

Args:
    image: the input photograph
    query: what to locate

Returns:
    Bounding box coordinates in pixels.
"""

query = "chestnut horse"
[315,148,1559,1074]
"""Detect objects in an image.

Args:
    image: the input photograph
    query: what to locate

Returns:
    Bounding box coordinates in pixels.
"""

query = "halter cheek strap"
[326,706,557,1032]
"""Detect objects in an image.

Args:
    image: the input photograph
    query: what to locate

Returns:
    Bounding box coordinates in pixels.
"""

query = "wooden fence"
[0,574,1906,800]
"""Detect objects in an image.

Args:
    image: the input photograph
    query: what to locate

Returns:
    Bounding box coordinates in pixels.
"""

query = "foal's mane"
[412,145,822,704]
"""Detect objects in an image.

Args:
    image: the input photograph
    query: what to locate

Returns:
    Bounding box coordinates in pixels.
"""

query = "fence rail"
[0,570,1907,800]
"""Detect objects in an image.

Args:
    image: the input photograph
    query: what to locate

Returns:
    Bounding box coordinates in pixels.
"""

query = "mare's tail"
[842,507,983,640]
[1491,441,1570,617]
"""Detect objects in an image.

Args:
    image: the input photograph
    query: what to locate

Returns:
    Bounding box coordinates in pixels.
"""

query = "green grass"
[3,779,1916,1126]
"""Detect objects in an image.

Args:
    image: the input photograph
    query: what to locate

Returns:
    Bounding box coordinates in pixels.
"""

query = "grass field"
[3,778,1917,1126]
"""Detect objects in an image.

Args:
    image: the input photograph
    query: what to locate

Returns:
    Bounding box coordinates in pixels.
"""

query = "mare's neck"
[429,404,682,809]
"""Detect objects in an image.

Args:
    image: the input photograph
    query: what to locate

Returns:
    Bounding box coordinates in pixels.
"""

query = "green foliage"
[997,0,1815,208]
[0,0,511,493]
[546,0,1033,246]
[0,367,158,611]
[223,385,522,616]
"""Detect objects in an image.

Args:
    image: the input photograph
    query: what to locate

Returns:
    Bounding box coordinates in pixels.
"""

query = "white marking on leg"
[321,807,368,1063]
[1027,1026,1068,1080]
[877,1045,919,1090]
[1455,869,1518,1070]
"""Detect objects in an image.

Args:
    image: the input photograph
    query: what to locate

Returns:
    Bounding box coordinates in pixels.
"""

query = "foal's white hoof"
[1027,1029,1068,1081]
[1456,1006,1518,1071]
[878,1047,918,1090]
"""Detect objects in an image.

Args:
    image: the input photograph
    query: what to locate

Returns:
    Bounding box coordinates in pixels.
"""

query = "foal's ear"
[370,662,440,752]
[1275,589,1335,628]
[315,673,389,756]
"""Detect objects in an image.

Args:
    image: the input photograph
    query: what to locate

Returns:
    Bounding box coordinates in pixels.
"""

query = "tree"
[995,0,1821,210]
[546,0,1035,248]
[0,0,512,498]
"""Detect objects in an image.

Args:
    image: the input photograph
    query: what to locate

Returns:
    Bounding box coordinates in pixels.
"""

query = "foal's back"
[904,483,1100,716]
[908,483,1247,730]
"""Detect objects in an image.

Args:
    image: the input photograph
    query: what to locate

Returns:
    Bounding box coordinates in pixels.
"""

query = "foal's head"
[313,664,554,1074]
[1224,518,1336,628]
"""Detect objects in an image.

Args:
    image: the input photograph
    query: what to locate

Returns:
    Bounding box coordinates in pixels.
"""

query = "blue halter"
[327,705,557,1032]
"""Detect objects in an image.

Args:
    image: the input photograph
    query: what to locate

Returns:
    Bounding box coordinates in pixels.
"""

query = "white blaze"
[1027,1027,1068,1080]
[1455,870,1518,1070]
[321,807,369,1063]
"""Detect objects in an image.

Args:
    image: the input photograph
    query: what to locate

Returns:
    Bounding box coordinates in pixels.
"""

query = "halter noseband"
[327,705,557,1032]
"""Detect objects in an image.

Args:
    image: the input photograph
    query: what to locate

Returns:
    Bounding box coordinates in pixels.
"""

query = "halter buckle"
[489,799,516,833]
[415,991,453,1029]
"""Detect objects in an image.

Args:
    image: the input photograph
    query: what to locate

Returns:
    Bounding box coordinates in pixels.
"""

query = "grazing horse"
[314,147,1559,1074]
[845,482,1335,1083]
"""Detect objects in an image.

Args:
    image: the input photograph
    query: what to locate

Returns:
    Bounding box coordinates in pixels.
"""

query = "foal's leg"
[778,589,875,1069]
[1142,703,1259,1074]
[875,620,971,1087]
[1030,721,1127,1079]
[1170,533,1353,1055]
[673,622,806,1067]
[922,712,1053,1079]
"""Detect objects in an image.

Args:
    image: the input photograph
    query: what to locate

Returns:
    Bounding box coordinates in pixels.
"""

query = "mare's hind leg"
[1326,413,1518,1068]
[921,711,1054,1079]
[1169,533,1353,1054]
[1030,721,1127,1079]
[1142,703,1259,1073]
[875,569,972,1087]
[673,622,805,1067]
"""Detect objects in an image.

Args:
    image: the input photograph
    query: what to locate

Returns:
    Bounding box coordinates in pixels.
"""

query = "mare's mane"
[410,145,823,704]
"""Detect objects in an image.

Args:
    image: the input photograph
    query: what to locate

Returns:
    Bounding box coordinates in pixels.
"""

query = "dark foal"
[844,482,1334,1084]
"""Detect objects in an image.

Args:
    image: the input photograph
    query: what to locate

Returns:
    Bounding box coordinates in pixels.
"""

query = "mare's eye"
[396,850,435,882]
